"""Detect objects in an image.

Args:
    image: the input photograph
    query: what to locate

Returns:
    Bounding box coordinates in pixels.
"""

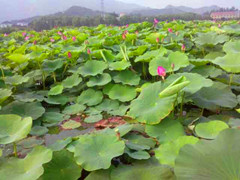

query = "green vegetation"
[0,20,240,179]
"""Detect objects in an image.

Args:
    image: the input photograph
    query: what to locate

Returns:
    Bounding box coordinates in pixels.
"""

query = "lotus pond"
[1,20,240,180]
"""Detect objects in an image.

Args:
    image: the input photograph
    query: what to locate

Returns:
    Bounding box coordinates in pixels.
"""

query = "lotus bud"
[157,66,166,80]
[68,52,72,58]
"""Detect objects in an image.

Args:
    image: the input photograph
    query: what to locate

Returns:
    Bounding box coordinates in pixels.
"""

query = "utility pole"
[101,0,105,19]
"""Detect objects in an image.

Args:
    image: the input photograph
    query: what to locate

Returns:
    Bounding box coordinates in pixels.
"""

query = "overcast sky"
[119,0,240,9]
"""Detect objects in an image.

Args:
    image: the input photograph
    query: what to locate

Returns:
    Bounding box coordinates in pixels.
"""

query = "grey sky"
[119,0,240,9]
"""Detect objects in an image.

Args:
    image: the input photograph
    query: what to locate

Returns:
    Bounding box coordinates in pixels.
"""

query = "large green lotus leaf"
[42,112,65,124]
[0,102,45,120]
[175,129,240,180]
[104,84,137,102]
[7,53,30,64]
[190,65,223,78]
[77,89,103,106]
[85,170,110,180]
[124,134,156,151]
[134,48,167,63]
[84,114,103,123]
[128,45,148,58]
[195,120,229,139]
[166,73,213,94]
[0,146,52,180]
[67,129,125,171]
[30,126,48,136]
[78,60,108,77]
[95,99,119,113]
[125,148,150,160]
[223,40,240,53]
[111,160,175,180]
[145,118,185,144]
[109,60,131,71]
[48,85,63,96]
[149,52,189,75]
[61,120,81,130]
[0,114,32,144]
[13,91,44,102]
[39,149,82,180]
[42,59,63,73]
[87,73,112,87]
[128,82,176,124]
[0,89,12,104]
[44,95,69,105]
[112,70,140,86]
[213,53,240,73]
[195,32,229,46]
[62,74,82,88]
[5,75,29,86]
[62,104,86,115]
[109,104,129,116]
[155,136,199,167]
[191,82,238,111]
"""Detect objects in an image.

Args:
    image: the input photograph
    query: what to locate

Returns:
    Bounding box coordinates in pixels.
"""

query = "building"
[211,11,240,20]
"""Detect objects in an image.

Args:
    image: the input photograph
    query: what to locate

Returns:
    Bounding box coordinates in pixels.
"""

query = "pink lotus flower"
[50,38,55,42]
[58,31,62,35]
[171,63,175,70]
[4,33,8,37]
[33,40,37,45]
[154,18,159,24]
[122,33,126,40]
[68,52,72,58]
[62,35,67,40]
[22,32,27,36]
[168,28,173,33]
[156,37,160,43]
[30,34,34,37]
[157,66,166,79]
[218,24,221,28]
[181,44,186,51]
[87,49,91,55]
[126,24,129,28]
[72,36,76,41]
[25,36,30,41]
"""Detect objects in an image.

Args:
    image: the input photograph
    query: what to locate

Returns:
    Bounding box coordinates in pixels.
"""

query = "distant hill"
[55,6,102,16]
[131,5,221,16]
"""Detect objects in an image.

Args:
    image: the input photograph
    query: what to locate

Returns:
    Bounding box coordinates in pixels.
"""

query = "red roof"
[211,11,238,16]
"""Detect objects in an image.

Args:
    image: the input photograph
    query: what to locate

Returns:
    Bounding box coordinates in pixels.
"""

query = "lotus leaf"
[223,40,240,53]
[44,95,69,105]
[87,73,112,87]
[112,70,140,86]
[195,120,229,139]
[191,82,238,110]
[67,129,125,171]
[145,118,185,144]
[104,84,137,102]
[78,60,108,77]
[0,146,52,180]
[77,89,103,106]
[109,60,131,71]
[195,32,229,46]
[13,91,44,102]
[128,82,176,124]
[175,129,240,180]
[61,120,81,130]
[111,161,175,180]
[7,54,30,64]
[0,101,45,120]
[155,136,199,167]
[62,104,86,115]
[5,75,29,86]
[42,59,64,73]
[30,126,49,136]
[62,74,82,88]
[149,52,189,75]
[213,53,240,73]
[0,114,32,144]
[48,85,64,96]
[40,150,82,180]
[0,89,12,104]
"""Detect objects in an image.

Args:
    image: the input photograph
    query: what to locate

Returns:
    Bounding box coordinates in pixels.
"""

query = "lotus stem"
[52,72,57,83]
[229,74,234,87]
[42,73,46,90]
[180,92,185,117]
[62,63,69,78]
[0,66,5,79]
[13,142,18,157]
